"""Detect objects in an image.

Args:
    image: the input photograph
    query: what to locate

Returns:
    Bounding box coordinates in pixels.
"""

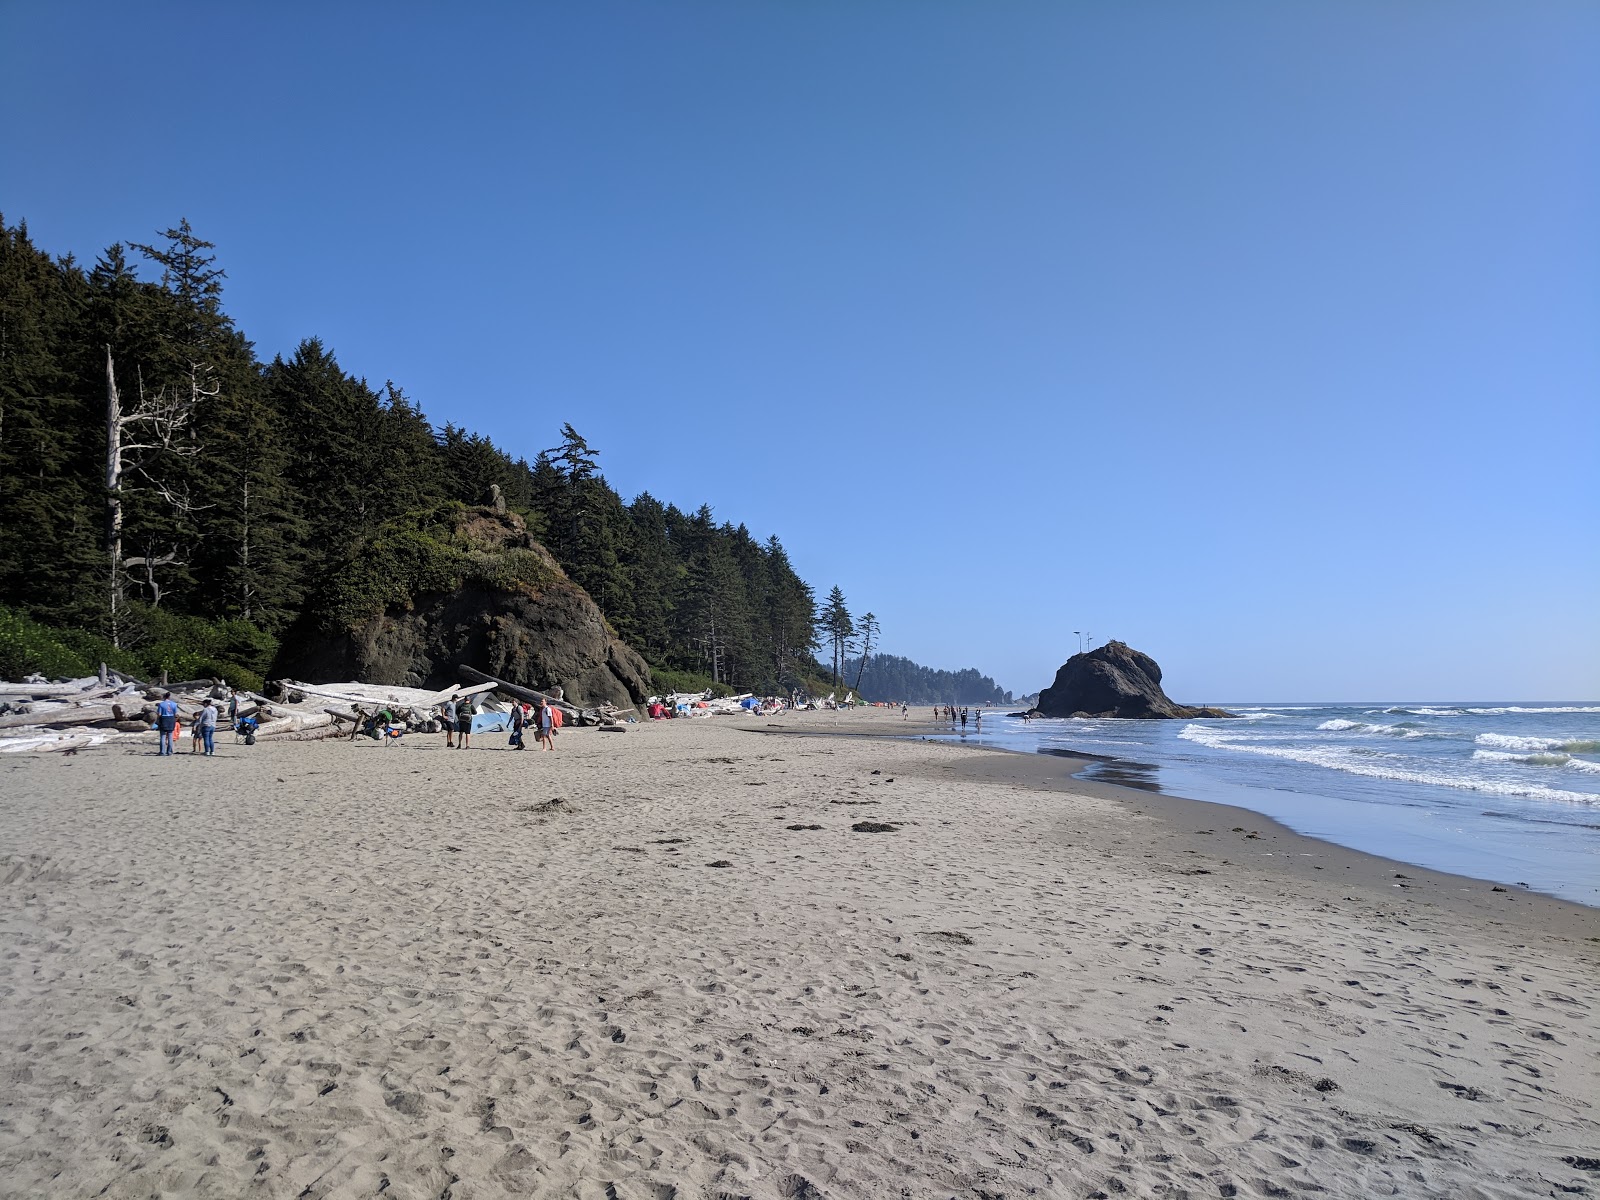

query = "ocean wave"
[1464,706,1600,716]
[1178,724,1599,805]
[1472,750,1600,774]
[1476,733,1600,754]
[1317,718,1430,738]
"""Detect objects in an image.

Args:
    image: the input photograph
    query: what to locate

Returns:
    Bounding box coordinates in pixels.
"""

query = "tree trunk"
[105,346,124,645]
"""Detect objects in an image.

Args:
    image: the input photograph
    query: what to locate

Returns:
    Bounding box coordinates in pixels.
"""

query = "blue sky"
[5,2,1596,700]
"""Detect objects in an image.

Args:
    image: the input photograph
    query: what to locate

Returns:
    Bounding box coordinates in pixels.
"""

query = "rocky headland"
[1032,640,1233,719]
[273,505,651,709]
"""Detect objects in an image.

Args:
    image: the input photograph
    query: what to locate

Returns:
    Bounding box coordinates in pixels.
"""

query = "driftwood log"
[456,666,582,717]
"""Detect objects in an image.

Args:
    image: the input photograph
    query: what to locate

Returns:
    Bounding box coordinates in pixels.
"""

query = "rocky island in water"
[1029,640,1234,719]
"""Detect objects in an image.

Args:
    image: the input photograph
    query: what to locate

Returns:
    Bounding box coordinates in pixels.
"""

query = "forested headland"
[843,654,1014,706]
[0,217,825,693]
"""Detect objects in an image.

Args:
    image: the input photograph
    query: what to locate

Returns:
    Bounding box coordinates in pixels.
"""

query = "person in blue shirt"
[155,692,179,756]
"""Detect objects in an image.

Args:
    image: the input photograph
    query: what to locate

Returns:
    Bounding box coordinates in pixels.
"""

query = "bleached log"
[456,666,580,716]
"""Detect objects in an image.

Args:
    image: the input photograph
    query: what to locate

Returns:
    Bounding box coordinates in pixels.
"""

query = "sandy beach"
[2,707,1596,1199]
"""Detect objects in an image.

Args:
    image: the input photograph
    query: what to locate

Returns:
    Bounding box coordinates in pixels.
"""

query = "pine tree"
[821,586,854,689]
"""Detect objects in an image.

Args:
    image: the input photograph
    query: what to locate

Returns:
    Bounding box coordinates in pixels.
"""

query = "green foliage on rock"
[314,505,566,633]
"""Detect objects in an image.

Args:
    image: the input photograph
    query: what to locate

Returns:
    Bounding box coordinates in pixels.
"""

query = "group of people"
[440,695,561,751]
[154,692,220,756]
[933,704,982,732]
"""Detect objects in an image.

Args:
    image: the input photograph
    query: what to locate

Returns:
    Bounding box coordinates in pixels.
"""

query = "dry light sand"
[1,707,1596,1199]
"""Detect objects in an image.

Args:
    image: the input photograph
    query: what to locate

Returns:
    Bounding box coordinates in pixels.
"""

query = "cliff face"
[1035,641,1231,720]
[273,506,651,709]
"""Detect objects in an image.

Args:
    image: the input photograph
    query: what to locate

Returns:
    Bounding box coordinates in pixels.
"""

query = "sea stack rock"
[273,505,651,709]
[1035,641,1232,719]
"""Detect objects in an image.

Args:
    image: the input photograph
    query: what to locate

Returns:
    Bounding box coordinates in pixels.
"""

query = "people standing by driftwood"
[190,708,205,753]
[441,698,457,748]
[155,692,179,756]
[509,700,526,750]
[197,698,218,756]
[456,700,473,749]
[535,699,554,751]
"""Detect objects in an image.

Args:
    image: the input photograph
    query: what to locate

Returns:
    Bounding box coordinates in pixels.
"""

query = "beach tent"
[740,697,760,710]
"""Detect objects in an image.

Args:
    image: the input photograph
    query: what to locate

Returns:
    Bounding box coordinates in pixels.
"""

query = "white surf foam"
[1179,724,1599,805]
[1476,733,1600,754]
[1465,706,1600,716]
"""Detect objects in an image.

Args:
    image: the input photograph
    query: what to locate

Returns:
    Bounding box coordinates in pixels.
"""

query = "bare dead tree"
[105,348,214,640]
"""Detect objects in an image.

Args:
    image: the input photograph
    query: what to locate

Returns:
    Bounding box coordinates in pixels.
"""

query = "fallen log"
[0,704,124,732]
[456,666,584,717]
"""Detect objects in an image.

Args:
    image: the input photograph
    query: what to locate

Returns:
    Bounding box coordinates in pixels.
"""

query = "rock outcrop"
[273,506,651,710]
[1034,641,1232,720]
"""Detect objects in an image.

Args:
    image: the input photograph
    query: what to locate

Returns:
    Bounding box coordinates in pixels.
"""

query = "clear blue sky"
[5,2,1596,700]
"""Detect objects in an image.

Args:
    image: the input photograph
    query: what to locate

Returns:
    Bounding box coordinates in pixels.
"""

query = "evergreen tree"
[0,219,101,617]
[821,586,854,688]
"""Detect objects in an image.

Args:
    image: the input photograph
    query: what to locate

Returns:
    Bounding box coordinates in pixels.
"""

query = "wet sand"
[1,706,1595,1198]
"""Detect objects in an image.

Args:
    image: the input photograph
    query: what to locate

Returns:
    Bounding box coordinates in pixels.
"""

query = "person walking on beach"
[509,699,526,749]
[155,692,179,756]
[535,699,555,751]
[457,700,474,749]
[197,698,217,756]
[974,709,982,733]
[442,698,457,748]
[960,708,968,732]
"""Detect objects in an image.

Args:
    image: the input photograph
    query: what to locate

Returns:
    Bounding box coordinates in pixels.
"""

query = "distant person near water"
[960,708,968,732]
[155,692,179,756]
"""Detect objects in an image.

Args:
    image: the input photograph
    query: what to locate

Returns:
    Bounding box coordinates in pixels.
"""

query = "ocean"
[933,703,1600,907]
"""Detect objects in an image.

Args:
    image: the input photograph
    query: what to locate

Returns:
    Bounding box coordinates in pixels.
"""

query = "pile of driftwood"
[0,669,339,755]
[0,665,637,754]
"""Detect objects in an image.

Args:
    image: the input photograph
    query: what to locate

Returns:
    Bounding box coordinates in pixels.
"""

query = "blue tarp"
[472,711,510,734]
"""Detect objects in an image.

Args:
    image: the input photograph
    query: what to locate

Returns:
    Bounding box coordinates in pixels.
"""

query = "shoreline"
[752,714,1600,914]
[3,709,1596,1197]
[903,732,1600,936]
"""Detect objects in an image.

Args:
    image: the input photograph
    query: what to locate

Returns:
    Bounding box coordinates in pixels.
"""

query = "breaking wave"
[1179,724,1599,805]
[1475,733,1600,754]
